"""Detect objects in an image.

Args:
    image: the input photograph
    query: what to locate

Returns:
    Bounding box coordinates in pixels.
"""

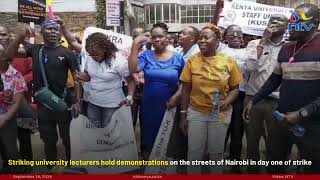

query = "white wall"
[0,0,96,12]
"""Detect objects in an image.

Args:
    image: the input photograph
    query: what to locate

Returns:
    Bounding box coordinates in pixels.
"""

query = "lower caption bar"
[1,175,320,180]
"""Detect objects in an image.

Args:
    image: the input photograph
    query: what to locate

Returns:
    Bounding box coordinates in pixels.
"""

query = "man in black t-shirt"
[6,20,81,163]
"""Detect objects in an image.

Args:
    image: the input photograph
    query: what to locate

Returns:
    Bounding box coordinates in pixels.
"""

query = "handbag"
[34,47,68,112]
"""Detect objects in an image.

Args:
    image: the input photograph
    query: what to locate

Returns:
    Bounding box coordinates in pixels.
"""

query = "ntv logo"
[288,10,313,31]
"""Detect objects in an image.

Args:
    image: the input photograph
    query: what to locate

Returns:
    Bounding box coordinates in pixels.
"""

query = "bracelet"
[180,110,188,114]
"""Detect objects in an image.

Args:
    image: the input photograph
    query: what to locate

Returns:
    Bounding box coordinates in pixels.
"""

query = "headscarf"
[41,19,60,29]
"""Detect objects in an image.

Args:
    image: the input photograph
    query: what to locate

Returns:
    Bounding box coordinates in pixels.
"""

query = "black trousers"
[0,118,21,174]
[267,123,320,174]
[37,105,71,161]
[225,91,245,160]
[166,105,188,160]
[17,127,33,160]
[132,96,142,128]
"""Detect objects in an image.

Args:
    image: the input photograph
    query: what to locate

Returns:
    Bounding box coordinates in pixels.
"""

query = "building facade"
[257,0,320,8]
[142,0,217,32]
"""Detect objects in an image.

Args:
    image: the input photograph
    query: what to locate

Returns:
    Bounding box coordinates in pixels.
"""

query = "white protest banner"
[83,27,132,59]
[145,108,177,174]
[106,0,121,26]
[218,0,293,36]
[70,106,139,174]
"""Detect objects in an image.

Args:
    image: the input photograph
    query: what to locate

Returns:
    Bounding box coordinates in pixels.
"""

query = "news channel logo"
[288,10,314,31]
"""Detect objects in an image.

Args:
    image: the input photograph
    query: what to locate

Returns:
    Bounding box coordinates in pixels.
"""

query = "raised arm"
[128,35,148,73]
[57,19,82,53]
[6,27,32,59]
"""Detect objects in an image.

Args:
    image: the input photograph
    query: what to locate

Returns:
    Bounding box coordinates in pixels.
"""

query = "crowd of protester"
[0,3,319,175]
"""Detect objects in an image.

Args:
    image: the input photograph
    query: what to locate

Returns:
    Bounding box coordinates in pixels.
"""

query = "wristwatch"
[126,95,133,105]
[126,95,133,101]
[299,109,309,118]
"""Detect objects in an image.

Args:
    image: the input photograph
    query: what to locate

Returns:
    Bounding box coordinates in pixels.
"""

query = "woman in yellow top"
[179,24,242,174]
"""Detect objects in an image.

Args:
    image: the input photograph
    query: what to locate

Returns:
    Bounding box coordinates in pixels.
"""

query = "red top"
[11,57,33,103]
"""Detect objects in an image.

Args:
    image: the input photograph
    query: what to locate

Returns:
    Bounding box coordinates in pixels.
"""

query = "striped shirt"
[253,33,320,124]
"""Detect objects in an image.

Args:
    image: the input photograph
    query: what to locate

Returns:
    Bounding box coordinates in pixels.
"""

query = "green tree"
[95,0,107,29]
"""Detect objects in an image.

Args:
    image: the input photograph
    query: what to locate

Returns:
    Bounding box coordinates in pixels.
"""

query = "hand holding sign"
[19,24,35,39]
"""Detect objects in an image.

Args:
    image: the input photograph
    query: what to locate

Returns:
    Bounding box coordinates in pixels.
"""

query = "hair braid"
[85,32,118,59]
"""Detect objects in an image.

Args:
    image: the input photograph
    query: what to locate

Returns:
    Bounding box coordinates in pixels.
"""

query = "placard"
[18,0,46,25]
[218,0,292,36]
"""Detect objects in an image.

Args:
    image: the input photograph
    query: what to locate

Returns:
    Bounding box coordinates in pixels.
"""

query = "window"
[156,4,162,23]
[200,4,215,23]
[164,4,170,23]
[150,4,155,24]
[181,18,187,23]
[170,4,176,23]
[186,6,191,16]
[176,4,179,23]
[145,5,150,24]
[193,5,198,16]
[199,17,205,23]
[134,6,145,29]
[180,4,215,24]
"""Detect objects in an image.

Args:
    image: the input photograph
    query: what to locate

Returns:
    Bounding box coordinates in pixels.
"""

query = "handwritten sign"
[218,0,293,36]
[18,0,46,25]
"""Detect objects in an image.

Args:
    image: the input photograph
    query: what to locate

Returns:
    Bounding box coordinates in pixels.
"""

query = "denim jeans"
[87,102,118,128]
[187,108,229,174]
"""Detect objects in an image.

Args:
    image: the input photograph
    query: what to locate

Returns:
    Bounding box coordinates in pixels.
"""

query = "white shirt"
[175,44,200,63]
[80,48,89,101]
[244,39,285,99]
[219,46,248,92]
[216,42,228,52]
[85,52,130,108]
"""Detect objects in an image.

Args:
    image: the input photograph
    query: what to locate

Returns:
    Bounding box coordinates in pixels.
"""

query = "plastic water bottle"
[272,111,305,137]
[211,90,221,119]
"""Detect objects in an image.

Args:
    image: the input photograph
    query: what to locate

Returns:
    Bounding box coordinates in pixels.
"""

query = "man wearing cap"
[6,19,81,163]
